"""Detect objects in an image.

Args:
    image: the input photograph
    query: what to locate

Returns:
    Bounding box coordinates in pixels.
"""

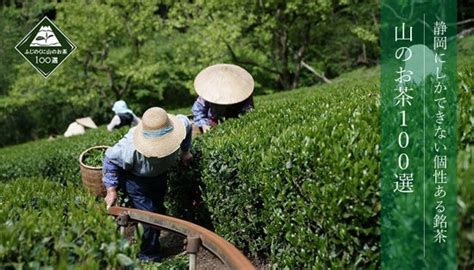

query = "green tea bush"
[457,66,474,270]
[0,127,126,182]
[82,147,107,168]
[0,126,208,224]
[456,42,474,270]
[458,67,474,149]
[198,79,381,268]
[0,177,137,268]
[0,94,109,147]
[196,63,471,268]
[166,149,214,227]
[0,63,471,269]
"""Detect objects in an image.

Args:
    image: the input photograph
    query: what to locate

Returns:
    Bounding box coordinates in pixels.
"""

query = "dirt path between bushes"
[129,226,269,269]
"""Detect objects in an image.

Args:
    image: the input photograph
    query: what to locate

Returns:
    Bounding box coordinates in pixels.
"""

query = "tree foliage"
[4,0,471,146]
[167,0,379,90]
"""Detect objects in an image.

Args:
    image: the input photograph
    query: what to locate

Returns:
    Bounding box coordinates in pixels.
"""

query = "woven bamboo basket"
[79,145,108,197]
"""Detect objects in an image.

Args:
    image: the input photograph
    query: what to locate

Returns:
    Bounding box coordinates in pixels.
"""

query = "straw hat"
[133,107,186,158]
[75,117,98,129]
[194,64,254,105]
[64,122,85,137]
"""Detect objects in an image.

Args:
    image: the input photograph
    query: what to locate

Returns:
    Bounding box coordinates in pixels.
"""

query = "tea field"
[0,38,473,268]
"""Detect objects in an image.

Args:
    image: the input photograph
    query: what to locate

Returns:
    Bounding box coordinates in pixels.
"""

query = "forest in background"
[0,0,472,146]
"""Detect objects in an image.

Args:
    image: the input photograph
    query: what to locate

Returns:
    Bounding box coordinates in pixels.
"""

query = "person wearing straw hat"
[102,107,193,262]
[192,64,254,133]
[107,100,140,131]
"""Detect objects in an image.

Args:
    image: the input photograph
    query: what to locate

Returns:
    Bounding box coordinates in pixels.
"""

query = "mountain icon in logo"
[15,16,76,78]
[30,26,61,47]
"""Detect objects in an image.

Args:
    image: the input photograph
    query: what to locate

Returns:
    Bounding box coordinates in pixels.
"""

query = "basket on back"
[79,145,108,197]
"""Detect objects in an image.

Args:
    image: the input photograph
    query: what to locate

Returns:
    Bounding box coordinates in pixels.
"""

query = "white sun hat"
[194,64,254,105]
[132,107,186,158]
[112,100,134,114]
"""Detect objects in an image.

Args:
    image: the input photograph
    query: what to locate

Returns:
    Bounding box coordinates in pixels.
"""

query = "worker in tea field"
[107,100,140,131]
[102,107,193,262]
[192,64,254,133]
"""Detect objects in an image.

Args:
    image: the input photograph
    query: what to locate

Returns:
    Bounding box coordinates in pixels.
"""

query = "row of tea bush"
[198,65,472,268]
[0,65,472,268]
[0,177,137,268]
[197,74,381,268]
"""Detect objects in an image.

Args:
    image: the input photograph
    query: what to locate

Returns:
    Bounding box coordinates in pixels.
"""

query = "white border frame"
[15,16,77,79]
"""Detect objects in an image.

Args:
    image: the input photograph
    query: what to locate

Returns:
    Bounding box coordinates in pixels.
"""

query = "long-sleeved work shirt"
[191,96,254,127]
[102,115,192,188]
[107,112,140,131]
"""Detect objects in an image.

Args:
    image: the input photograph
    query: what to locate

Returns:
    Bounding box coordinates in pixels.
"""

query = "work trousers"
[119,171,167,261]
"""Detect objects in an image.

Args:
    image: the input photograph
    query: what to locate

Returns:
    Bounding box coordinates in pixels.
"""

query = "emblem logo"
[15,17,76,78]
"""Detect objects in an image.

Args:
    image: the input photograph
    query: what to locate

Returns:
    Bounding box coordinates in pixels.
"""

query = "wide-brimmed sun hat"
[112,100,134,115]
[133,107,186,158]
[194,63,254,105]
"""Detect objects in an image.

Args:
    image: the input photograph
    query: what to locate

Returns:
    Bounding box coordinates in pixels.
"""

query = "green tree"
[167,0,379,91]
[0,1,56,95]
[9,0,195,114]
[1,0,380,145]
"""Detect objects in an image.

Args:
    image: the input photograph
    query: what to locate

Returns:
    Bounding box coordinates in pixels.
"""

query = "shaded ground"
[160,231,270,270]
[160,230,226,269]
[126,224,268,269]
